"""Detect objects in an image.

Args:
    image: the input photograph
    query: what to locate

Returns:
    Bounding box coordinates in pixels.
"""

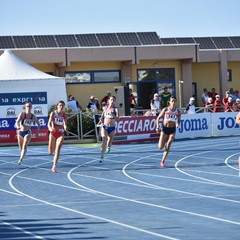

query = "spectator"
[95,98,101,112]
[234,90,239,102]
[150,93,161,116]
[100,91,112,108]
[160,87,171,108]
[87,96,97,112]
[67,95,78,113]
[208,88,218,102]
[184,97,196,114]
[213,95,223,112]
[201,88,209,106]
[234,98,240,112]
[129,88,137,108]
[205,97,214,112]
[222,91,230,106]
[224,97,234,112]
[229,88,235,99]
[67,95,83,112]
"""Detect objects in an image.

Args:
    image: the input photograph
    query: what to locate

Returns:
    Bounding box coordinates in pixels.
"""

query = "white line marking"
[1,221,45,239]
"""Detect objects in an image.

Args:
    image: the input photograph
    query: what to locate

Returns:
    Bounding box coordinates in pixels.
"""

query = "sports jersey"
[53,111,66,127]
[21,113,34,127]
[104,107,116,119]
[164,107,179,123]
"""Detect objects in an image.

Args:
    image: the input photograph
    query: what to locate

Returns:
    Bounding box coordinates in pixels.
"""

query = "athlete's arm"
[114,108,119,122]
[33,114,41,136]
[236,113,240,124]
[176,109,182,128]
[48,112,54,132]
[156,108,166,130]
[15,112,23,130]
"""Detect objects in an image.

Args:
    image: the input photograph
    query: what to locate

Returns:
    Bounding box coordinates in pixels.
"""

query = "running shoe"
[105,147,111,153]
[99,157,103,163]
[17,159,23,165]
[160,161,165,167]
[52,166,57,173]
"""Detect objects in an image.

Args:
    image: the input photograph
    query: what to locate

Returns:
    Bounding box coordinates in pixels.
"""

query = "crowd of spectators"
[192,87,240,113]
[68,86,240,117]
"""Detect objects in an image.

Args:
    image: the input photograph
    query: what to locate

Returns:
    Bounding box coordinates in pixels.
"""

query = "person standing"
[129,88,137,108]
[87,95,97,112]
[224,97,234,112]
[183,97,196,114]
[48,100,68,173]
[100,91,112,108]
[213,95,223,112]
[15,102,40,165]
[201,88,209,106]
[67,95,79,113]
[160,87,171,108]
[150,93,161,116]
[155,96,181,167]
[98,96,119,162]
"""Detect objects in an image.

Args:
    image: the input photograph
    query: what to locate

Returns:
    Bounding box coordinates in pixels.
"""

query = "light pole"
[178,80,184,108]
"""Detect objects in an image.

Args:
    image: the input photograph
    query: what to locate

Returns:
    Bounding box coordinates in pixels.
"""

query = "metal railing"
[65,106,239,141]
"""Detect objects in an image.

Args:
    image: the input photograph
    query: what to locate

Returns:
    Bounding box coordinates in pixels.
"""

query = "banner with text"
[113,112,239,144]
[0,92,48,143]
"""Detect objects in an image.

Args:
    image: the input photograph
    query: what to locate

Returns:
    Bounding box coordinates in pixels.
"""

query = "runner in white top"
[155,96,181,167]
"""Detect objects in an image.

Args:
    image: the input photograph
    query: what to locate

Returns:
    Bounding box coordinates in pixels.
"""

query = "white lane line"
[225,152,240,171]
[68,163,240,226]
[9,170,179,240]
[1,221,45,239]
[0,188,22,196]
[127,170,240,186]
[174,151,239,186]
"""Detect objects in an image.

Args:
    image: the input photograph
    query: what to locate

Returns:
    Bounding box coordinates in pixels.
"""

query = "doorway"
[138,82,156,109]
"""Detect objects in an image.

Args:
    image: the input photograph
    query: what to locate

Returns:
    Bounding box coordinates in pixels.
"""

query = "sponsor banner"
[114,116,160,144]
[175,113,211,139]
[0,92,47,106]
[1,105,48,118]
[212,112,240,136]
[0,91,48,143]
[114,112,239,144]
[0,117,48,131]
[115,116,160,136]
[0,129,49,143]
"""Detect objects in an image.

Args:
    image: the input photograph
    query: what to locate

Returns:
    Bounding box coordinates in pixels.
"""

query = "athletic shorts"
[51,129,64,139]
[103,125,115,134]
[162,126,176,135]
[19,130,31,138]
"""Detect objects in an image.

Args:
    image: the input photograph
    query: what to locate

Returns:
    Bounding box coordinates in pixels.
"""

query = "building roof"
[0,32,240,50]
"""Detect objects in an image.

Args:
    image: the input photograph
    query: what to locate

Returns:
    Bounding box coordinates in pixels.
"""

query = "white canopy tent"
[0,50,67,109]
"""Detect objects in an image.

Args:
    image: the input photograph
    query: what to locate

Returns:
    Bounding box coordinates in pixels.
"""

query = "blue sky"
[1,0,240,37]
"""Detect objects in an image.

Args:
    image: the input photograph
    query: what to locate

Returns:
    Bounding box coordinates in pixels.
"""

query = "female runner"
[99,96,119,162]
[156,96,181,167]
[15,102,40,164]
[48,100,68,172]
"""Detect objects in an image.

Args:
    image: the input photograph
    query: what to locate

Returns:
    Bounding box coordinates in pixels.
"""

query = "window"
[156,68,175,80]
[138,69,155,81]
[65,70,120,84]
[227,69,232,82]
[65,72,91,83]
[93,71,120,83]
[137,68,175,81]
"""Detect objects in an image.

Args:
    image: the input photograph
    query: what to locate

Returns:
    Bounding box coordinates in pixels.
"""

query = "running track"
[1,136,240,239]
